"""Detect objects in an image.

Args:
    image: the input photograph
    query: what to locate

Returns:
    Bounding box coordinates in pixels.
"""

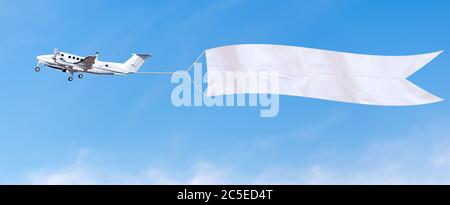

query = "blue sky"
[0,0,449,184]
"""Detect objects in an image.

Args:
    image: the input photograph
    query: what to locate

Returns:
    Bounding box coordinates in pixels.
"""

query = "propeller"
[52,48,59,62]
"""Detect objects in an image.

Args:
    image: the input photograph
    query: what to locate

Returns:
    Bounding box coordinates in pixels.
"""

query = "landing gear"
[35,61,41,72]
[65,69,74,82]
[78,74,83,79]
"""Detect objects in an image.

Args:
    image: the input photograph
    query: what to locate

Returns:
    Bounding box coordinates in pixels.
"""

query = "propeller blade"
[52,48,59,61]
[53,48,59,55]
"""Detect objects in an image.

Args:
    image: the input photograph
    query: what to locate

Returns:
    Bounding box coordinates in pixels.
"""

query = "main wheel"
[35,67,40,72]
[78,74,83,79]
[68,77,73,81]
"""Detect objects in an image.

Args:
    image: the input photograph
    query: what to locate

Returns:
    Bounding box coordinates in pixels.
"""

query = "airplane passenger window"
[61,54,64,57]
[106,64,109,67]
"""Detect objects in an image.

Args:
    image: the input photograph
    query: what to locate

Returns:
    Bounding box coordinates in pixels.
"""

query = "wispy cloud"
[187,162,229,185]
[26,149,228,185]
[28,149,97,185]
[25,122,450,185]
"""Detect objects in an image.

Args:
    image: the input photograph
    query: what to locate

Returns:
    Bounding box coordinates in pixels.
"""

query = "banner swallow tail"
[205,44,443,106]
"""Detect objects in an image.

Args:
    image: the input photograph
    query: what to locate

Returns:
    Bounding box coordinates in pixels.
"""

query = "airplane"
[35,49,151,81]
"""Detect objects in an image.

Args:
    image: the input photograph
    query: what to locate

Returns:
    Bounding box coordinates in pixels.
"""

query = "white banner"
[205,44,443,106]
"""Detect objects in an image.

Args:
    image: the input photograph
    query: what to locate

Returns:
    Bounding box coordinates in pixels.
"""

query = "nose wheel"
[35,66,40,72]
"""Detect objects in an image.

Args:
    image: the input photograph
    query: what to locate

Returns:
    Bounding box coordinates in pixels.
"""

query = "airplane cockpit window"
[61,54,64,57]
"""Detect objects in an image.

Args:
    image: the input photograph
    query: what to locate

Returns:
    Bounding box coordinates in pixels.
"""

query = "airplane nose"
[37,55,52,63]
[36,55,45,61]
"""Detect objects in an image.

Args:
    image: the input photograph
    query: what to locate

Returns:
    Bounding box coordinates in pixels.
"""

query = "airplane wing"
[76,55,97,70]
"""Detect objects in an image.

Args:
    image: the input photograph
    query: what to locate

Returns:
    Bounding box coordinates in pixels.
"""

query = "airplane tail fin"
[123,54,151,73]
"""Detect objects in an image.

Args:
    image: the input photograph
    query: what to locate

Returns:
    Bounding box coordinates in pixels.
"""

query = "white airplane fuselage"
[36,51,150,81]
[37,54,119,75]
